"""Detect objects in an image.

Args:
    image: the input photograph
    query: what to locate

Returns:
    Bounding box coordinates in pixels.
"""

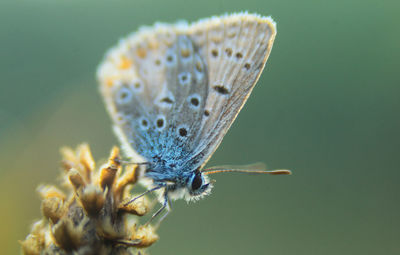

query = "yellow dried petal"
[20,235,43,255]
[131,225,158,248]
[99,164,118,190]
[23,143,159,254]
[98,216,125,241]
[99,146,122,190]
[41,197,65,224]
[61,159,75,172]
[79,185,105,216]
[37,185,66,201]
[52,218,84,251]
[115,164,138,197]
[119,196,148,216]
[68,168,86,190]
[78,143,95,172]
[108,146,121,167]
[60,146,76,162]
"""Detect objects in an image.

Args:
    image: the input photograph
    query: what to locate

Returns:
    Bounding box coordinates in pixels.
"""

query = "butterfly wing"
[97,22,209,167]
[97,13,276,172]
[184,13,277,169]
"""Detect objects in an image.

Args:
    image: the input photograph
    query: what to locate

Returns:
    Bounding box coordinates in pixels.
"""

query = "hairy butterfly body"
[97,13,290,222]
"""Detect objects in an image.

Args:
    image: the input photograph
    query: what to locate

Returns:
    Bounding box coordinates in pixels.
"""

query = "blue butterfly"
[97,13,291,223]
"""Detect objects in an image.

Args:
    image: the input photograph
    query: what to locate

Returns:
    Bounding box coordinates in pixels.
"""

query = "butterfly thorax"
[144,161,192,185]
[143,160,211,201]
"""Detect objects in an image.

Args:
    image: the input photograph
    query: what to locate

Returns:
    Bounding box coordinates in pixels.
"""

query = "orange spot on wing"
[136,47,147,58]
[181,48,190,58]
[119,56,132,69]
[148,40,159,50]
[106,78,115,87]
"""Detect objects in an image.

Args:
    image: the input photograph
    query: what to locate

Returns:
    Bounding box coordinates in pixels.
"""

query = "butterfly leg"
[123,184,165,206]
[147,191,171,227]
[155,193,171,226]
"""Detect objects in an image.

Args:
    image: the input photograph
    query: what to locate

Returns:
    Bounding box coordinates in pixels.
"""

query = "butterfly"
[97,12,291,222]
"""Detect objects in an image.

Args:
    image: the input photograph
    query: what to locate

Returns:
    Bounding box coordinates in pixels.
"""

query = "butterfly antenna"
[202,162,292,175]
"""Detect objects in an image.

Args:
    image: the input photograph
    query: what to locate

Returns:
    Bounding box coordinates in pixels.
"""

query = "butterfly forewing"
[97,13,276,172]
[185,14,277,169]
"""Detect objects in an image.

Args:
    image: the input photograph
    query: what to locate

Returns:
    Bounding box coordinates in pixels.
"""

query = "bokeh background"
[1,0,399,254]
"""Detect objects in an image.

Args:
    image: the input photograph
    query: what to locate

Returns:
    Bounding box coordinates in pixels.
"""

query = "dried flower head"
[20,144,158,255]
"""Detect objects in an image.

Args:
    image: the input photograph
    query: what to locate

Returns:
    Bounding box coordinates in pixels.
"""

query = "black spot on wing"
[213,85,230,95]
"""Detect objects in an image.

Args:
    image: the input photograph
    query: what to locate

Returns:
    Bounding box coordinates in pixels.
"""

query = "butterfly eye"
[191,172,203,191]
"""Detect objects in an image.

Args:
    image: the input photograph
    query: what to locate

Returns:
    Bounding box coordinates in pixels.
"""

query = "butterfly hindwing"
[97,23,209,166]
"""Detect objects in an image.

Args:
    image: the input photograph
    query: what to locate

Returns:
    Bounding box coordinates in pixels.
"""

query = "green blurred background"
[1,0,399,254]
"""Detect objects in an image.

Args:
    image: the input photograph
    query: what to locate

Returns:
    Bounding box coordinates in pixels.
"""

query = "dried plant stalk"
[20,144,158,255]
